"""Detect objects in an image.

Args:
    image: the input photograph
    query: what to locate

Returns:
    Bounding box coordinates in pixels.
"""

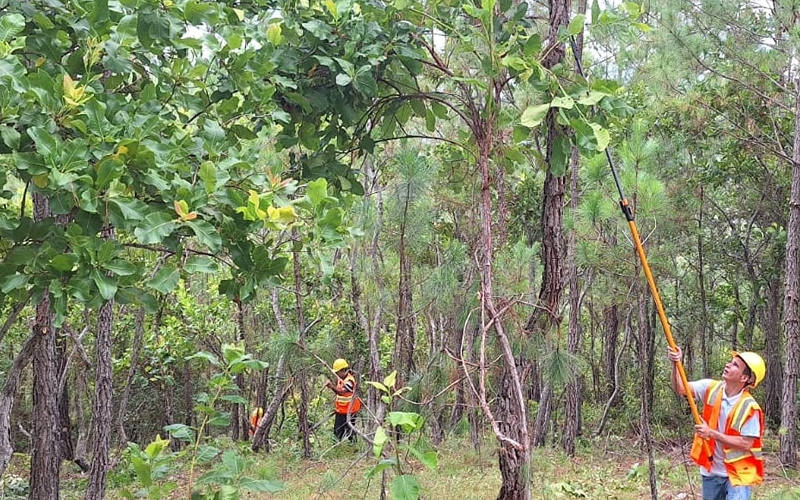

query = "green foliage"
[118,435,177,500]
[0,0,411,328]
[366,370,437,500]
[0,473,28,499]
[192,451,284,499]
[150,344,280,498]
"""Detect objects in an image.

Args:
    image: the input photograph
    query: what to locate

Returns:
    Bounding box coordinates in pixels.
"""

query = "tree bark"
[85,296,115,500]
[56,326,74,463]
[0,301,27,347]
[396,215,416,379]
[495,365,531,500]
[531,385,552,447]
[697,186,710,377]
[30,192,60,500]
[636,280,658,500]
[602,304,620,401]
[528,0,571,452]
[563,123,584,456]
[779,73,800,468]
[361,157,386,423]
[763,273,784,430]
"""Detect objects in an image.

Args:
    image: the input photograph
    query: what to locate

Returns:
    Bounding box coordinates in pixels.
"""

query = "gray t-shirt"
[690,379,761,477]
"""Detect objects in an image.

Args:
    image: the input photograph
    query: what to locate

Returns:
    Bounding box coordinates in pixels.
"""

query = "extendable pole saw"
[568,37,710,454]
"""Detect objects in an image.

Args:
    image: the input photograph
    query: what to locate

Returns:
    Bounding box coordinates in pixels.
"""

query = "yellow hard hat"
[733,351,766,388]
[332,358,349,372]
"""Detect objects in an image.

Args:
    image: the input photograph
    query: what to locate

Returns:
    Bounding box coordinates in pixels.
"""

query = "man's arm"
[668,347,686,396]
[324,379,352,396]
[694,423,756,452]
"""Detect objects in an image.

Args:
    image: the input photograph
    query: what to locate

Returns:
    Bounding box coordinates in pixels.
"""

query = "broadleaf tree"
[0,0,421,497]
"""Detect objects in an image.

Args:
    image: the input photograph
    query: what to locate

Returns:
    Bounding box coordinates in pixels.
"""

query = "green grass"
[5,435,800,499]
[220,435,799,500]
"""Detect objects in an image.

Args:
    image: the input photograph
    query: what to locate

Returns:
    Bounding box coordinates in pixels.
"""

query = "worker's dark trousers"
[334,412,357,442]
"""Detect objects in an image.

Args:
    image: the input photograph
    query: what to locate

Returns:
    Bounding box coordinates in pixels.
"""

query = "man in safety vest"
[668,347,765,500]
[249,407,263,437]
[324,358,361,442]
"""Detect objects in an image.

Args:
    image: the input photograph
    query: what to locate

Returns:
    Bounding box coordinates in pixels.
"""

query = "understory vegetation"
[3,434,799,500]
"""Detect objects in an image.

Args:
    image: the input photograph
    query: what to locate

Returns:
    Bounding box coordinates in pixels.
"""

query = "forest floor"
[4,435,800,499]
[256,436,800,500]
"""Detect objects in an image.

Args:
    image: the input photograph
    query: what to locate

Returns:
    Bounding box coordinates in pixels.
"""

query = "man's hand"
[694,419,715,440]
[668,347,682,363]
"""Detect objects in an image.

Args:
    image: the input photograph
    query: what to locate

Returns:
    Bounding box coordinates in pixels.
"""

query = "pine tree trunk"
[56,330,74,463]
[779,74,800,468]
[697,186,710,377]
[528,165,566,448]
[636,281,658,500]
[496,368,530,500]
[85,297,115,500]
[531,385,552,447]
[30,192,60,500]
[396,231,416,379]
[364,158,386,421]
[563,127,583,456]
[763,274,784,430]
[602,305,619,401]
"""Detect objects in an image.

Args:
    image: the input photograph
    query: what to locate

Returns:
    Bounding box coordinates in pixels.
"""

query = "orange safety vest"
[690,380,764,486]
[334,372,361,415]
[249,407,263,437]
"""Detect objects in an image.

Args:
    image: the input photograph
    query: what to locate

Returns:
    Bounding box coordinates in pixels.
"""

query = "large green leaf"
[49,253,79,272]
[1,273,28,293]
[163,423,195,442]
[567,14,585,35]
[109,197,148,223]
[589,122,611,151]
[239,478,284,493]
[520,103,550,128]
[0,13,25,42]
[386,412,424,433]
[195,444,221,464]
[221,451,246,476]
[307,178,329,207]
[185,219,222,252]
[95,157,124,190]
[390,475,421,500]
[147,265,180,294]
[134,212,177,245]
[90,269,118,300]
[183,255,219,274]
[102,259,137,276]
[373,426,389,457]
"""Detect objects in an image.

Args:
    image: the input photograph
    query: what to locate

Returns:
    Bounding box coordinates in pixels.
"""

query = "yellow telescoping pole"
[570,37,710,458]
[620,199,703,425]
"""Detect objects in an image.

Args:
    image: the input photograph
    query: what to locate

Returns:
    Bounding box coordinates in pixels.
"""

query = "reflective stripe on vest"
[723,396,762,463]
